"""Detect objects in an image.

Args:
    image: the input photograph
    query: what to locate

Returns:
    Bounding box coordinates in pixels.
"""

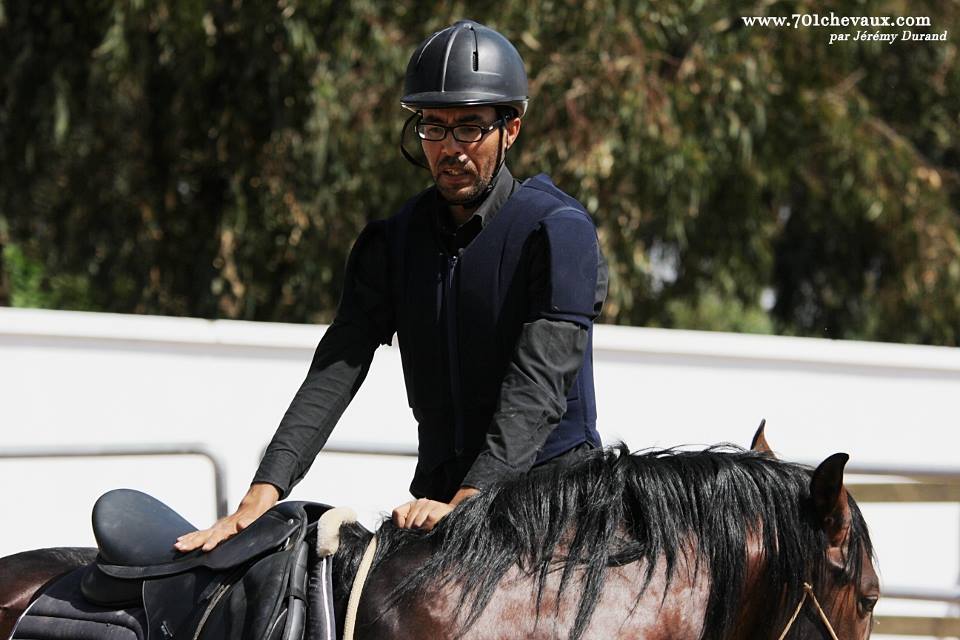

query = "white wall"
[2,307,958,634]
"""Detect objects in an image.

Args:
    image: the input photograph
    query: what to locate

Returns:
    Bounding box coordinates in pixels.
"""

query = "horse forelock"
[372,444,873,640]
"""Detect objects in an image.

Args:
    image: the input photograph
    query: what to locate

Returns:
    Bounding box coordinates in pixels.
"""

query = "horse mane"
[365,444,874,640]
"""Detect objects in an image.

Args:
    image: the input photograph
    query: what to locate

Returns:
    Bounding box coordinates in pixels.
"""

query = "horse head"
[751,420,880,639]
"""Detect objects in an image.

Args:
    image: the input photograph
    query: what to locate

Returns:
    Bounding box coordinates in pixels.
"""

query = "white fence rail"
[2,307,959,639]
[0,445,229,517]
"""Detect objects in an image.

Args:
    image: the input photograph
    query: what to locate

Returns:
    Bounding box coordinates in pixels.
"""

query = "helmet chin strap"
[399,113,508,210]
[399,112,430,170]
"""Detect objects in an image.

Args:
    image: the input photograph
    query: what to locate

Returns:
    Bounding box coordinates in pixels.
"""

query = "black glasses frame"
[415,117,505,143]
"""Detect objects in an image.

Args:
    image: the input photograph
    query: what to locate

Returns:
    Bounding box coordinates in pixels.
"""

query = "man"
[176,19,606,552]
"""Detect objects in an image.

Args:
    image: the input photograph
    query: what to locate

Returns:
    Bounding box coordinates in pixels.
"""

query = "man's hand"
[174,483,279,553]
[392,487,479,532]
[392,498,453,531]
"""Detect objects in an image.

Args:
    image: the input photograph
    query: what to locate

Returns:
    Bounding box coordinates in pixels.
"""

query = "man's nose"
[438,132,465,155]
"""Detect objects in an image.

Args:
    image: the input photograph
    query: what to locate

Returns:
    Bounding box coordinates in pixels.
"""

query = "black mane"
[354,445,874,640]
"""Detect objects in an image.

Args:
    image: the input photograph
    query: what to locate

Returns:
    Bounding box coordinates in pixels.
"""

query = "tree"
[2,0,958,344]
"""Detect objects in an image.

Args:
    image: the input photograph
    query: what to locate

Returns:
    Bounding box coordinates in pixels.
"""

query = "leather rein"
[777,582,841,640]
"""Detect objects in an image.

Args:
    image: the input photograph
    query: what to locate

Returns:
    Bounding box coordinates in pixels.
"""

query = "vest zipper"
[444,253,466,455]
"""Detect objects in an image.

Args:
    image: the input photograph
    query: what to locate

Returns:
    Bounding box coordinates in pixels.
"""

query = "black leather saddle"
[82,489,311,606]
[14,489,334,640]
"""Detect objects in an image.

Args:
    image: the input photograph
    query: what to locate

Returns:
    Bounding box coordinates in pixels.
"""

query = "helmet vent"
[471,28,479,71]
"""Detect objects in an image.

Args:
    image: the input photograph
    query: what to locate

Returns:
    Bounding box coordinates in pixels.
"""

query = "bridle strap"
[777,582,841,640]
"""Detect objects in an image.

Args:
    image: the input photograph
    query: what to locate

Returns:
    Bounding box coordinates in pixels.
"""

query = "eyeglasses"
[415,119,502,143]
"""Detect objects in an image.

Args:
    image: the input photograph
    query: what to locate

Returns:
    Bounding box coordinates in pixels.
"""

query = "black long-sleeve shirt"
[254,167,608,499]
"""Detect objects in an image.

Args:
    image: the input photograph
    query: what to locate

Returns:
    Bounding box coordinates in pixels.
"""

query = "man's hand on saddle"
[174,482,280,553]
[392,486,478,532]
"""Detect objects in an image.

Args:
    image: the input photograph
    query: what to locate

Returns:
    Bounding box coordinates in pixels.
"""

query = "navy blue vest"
[386,174,601,475]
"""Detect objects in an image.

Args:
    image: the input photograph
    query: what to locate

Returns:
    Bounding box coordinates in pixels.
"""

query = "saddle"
[12,489,338,640]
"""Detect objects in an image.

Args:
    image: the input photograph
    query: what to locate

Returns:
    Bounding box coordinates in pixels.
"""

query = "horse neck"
[726,525,775,636]
[730,519,818,639]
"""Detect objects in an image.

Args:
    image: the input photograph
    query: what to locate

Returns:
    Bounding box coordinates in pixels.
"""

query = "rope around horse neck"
[342,535,378,640]
[777,582,840,640]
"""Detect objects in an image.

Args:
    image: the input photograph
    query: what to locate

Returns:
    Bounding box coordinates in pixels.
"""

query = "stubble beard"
[436,174,491,204]
[433,158,493,205]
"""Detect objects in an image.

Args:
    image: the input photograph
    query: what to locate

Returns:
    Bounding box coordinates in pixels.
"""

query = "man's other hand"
[391,487,478,532]
[174,483,279,553]
[392,498,454,531]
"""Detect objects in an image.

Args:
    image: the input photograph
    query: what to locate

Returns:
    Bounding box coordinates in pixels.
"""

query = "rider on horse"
[176,19,607,552]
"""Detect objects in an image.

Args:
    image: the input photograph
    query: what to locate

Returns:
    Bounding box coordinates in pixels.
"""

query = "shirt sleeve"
[460,224,607,490]
[253,221,393,498]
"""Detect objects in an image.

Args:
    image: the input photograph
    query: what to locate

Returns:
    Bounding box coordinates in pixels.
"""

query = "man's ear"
[505,116,521,149]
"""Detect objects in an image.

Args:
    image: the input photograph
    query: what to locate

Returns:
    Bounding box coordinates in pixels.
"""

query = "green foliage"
[3,243,93,309]
[1,0,958,344]
[3,244,49,308]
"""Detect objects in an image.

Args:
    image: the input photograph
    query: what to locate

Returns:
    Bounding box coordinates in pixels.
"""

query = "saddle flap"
[142,568,220,640]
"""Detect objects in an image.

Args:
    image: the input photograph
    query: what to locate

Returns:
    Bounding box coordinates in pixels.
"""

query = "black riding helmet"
[399,20,529,194]
[401,20,528,117]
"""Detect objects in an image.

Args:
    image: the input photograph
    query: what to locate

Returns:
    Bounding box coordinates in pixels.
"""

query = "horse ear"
[750,419,776,458]
[810,453,852,548]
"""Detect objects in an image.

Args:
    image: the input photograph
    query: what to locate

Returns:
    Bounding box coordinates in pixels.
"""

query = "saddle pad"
[12,566,146,640]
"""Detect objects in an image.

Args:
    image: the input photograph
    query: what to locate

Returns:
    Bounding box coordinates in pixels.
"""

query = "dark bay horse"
[1,429,879,639]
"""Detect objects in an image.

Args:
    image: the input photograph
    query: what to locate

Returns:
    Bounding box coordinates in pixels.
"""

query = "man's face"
[419,106,521,205]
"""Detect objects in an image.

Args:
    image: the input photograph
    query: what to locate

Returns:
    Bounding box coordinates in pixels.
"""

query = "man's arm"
[460,317,590,489]
[252,317,383,495]
[177,222,393,551]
